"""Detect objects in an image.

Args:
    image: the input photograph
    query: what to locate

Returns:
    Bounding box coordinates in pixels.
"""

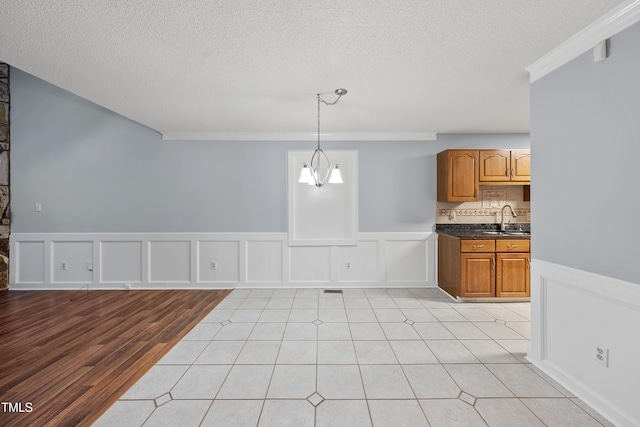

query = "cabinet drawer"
[495,239,530,252]
[461,239,495,252]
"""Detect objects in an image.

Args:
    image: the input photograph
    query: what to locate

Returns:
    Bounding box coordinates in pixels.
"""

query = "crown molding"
[526,0,640,82]
[161,131,439,142]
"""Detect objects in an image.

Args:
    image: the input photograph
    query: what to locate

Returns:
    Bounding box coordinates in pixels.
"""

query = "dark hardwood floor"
[0,288,231,427]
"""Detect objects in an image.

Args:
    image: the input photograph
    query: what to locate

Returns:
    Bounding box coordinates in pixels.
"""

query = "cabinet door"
[496,253,530,297]
[437,150,479,201]
[460,253,495,297]
[510,150,530,182]
[479,150,510,182]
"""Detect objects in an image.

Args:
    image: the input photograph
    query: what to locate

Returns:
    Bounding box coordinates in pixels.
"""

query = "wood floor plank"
[0,289,231,427]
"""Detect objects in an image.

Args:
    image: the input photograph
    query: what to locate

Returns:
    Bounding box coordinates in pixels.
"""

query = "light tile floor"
[94,288,614,427]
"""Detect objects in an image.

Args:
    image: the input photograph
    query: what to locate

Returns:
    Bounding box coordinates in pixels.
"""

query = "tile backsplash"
[437,185,530,224]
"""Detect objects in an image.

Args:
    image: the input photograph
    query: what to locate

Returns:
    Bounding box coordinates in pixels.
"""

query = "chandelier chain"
[317,90,346,150]
[298,88,347,187]
[317,94,322,151]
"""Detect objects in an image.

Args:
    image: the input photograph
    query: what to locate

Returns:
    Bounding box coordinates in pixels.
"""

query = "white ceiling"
[0,0,625,140]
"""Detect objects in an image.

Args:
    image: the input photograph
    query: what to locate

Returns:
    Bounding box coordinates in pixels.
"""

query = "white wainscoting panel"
[101,241,142,284]
[287,150,358,246]
[337,240,379,283]
[10,232,437,290]
[197,241,239,285]
[148,241,191,284]
[386,239,428,282]
[52,241,93,284]
[529,259,640,427]
[289,246,332,283]
[246,239,284,284]
[15,240,45,284]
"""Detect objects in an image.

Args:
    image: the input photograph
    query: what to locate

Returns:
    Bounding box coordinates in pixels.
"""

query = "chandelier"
[298,88,347,187]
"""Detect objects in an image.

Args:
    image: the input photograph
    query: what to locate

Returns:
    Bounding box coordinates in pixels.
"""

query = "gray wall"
[11,68,528,233]
[530,21,640,284]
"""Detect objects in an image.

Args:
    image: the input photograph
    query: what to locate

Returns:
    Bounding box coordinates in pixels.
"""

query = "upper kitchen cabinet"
[479,149,530,183]
[437,150,479,202]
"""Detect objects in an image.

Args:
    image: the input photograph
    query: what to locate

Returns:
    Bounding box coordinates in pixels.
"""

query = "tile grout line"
[98,288,611,427]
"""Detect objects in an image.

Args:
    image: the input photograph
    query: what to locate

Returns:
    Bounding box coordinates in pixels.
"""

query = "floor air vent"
[323,289,344,294]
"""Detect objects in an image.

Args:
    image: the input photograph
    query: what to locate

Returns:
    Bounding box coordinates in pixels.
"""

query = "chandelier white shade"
[327,165,343,183]
[298,88,347,187]
[298,164,313,184]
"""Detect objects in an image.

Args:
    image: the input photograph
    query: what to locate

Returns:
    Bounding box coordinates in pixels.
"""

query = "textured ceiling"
[0,0,625,140]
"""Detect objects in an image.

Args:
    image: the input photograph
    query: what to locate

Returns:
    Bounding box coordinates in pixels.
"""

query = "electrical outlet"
[61,261,68,270]
[595,345,609,367]
[35,203,42,212]
[346,262,351,269]
[210,261,217,270]
[124,284,131,290]
[86,262,93,271]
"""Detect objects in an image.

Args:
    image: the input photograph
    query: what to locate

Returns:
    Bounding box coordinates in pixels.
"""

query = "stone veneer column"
[0,63,10,291]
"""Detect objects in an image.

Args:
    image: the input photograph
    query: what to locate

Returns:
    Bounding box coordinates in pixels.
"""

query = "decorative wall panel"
[386,240,428,282]
[100,241,142,284]
[529,260,640,427]
[337,241,379,283]
[246,239,283,284]
[148,241,190,283]
[15,241,44,284]
[10,232,437,289]
[287,150,358,246]
[51,241,93,284]
[289,246,332,283]
[197,240,239,284]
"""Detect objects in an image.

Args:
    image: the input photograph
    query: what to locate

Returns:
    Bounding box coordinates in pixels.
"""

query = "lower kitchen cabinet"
[461,253,495,297]
[438,233,530,298]
[496,253,530,297]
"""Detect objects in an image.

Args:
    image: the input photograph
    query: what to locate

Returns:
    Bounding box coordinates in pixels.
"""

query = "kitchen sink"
[482,231,530,236]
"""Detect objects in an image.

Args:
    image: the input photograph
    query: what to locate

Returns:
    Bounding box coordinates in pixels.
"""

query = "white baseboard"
[528,259,640,427]
[9,232,438,290]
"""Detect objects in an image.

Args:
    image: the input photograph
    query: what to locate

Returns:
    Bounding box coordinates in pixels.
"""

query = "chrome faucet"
[501,204,517,231]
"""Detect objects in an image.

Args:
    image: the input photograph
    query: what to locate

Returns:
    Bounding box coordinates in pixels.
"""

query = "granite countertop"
[436,223,531,239]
